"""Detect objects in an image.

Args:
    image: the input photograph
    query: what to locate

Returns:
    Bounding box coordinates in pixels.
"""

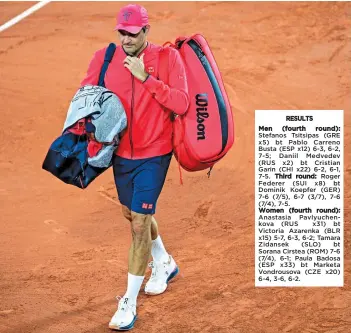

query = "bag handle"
[98,43,117,87]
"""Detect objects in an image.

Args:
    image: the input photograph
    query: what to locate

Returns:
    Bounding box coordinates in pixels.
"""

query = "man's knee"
[131,211,152,237]
[121,205,132,222]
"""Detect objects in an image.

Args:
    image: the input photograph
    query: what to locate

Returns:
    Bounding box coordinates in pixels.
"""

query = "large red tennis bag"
[160,34,234,173]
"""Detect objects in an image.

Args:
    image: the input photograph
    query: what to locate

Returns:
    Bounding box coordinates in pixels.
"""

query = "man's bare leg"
[122,205,158,241]
[109,206,153,330]
[150,216,159,241]
[128,211,152,275]
[120,205,177,296]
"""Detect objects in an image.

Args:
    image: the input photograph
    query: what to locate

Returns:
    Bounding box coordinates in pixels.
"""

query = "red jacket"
[80,42,189,159]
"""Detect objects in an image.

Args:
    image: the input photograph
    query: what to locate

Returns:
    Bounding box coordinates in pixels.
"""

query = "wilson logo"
[196,93,209,140]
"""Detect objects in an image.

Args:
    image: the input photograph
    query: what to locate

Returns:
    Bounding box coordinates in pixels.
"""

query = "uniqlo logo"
[148,67,154,73]
[142,203,153,209]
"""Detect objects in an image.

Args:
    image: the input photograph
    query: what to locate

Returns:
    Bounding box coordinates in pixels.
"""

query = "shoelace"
[115,296,135,312]
[148,261,158,278]
[148,259,170,280]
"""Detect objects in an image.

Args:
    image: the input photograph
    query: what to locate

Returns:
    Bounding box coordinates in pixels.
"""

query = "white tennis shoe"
[144,255,179,295]
[109,296,137,331]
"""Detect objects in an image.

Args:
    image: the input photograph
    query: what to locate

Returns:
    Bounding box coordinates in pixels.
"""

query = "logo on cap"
[123,11,132,21]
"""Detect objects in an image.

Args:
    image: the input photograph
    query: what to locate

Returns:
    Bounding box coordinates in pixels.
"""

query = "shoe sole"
[109,315,137,331]
[145,266,179,296]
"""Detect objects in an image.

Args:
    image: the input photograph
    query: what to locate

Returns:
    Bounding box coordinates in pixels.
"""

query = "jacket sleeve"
[80,49,105,87]
[142,49,189,115]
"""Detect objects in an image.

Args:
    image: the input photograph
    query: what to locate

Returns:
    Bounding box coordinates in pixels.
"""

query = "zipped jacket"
[80,42,189,159]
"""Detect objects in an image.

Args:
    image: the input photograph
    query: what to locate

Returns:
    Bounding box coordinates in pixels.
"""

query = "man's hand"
[124,54,148,82]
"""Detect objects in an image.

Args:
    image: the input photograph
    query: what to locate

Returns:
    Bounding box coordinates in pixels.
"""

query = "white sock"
[151,235,169,262]
[124,273,144,303]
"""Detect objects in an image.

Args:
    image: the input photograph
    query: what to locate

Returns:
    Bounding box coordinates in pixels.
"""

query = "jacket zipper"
[130,74,135,158]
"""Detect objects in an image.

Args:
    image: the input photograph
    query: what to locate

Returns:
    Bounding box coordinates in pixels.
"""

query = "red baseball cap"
[114,4,149,34]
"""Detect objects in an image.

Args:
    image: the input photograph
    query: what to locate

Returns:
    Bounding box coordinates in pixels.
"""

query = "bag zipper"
[187,39,229,154]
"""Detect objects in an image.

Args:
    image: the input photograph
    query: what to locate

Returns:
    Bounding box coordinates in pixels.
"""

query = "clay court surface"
[0,1,350,332]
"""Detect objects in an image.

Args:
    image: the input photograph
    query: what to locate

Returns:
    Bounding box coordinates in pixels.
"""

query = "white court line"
[0,0,51,33]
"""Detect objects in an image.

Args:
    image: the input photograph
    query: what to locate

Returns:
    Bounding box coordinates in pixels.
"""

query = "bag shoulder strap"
[158,46,170,85]
[158,46,184,184]
[98,43,117,87]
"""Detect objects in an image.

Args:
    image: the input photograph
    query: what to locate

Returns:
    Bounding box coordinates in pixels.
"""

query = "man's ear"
[144,25,151,35]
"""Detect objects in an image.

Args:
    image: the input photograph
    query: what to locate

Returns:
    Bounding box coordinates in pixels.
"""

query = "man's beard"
[123,45,136,56]
[123,42,147,57]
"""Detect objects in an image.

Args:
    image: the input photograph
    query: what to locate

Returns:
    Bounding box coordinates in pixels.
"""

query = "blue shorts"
[112,152,172,215]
